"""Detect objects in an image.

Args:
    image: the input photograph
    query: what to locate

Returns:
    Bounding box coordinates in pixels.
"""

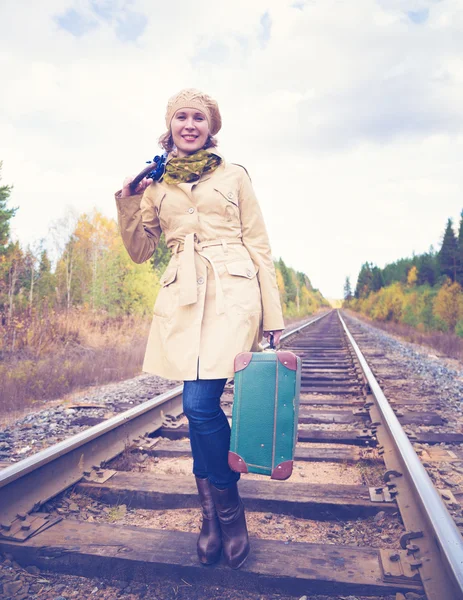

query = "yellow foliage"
[273,261,328,318]
[276,269,285,295]
[433,280,463,332]
[52,209,159,315]
[407,265,418,286]
[355,283,405,323]
[349,273,463,336]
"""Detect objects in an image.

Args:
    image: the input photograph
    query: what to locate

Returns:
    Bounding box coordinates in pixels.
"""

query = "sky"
[1,0,463,299]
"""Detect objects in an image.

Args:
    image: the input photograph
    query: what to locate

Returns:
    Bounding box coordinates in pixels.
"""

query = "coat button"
[197,277,205,285]
[246,269,253,277]
[227,192,234,199]
[188,207,195,214]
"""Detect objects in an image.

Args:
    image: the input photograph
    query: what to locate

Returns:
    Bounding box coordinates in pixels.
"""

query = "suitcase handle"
[269,333,275,349]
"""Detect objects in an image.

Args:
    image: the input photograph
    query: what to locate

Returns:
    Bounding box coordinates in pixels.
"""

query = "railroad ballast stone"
[343,312,463,531]
[0,373,177,463]
[0,551,398,600]
[343,313,463,411]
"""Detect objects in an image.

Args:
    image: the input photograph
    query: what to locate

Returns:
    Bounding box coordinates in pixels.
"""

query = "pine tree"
[438,218,459,282]
[355,263,374,298]
[457,209,463,284]
[371,266,384,292]
[0,161,17,255]
[343,276,352,300]
[416,252,438,286]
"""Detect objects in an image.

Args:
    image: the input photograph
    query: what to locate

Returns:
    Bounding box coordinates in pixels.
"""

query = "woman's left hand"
[264,330,283,347]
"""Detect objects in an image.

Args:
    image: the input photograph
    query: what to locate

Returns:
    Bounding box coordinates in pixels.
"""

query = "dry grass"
[345,309,463,361]
[0,308,150,418]
[0,307,329,421]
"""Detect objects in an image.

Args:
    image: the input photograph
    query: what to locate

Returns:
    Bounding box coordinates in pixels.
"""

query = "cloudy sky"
[1,0,462,299]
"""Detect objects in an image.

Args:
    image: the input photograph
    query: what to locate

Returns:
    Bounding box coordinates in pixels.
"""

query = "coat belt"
[175,233,244,315]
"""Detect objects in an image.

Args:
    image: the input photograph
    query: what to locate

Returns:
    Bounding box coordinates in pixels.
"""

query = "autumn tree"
[369,282,405,322]
[110,236,159,315]
[349,211,463,335]
[69,211,118,308]
[50,210,79,310]
[407,265,418,286]
[278,258,297,304]
[438,218,458,282]
[273,260,327,317]
[6,242,24,323]
[433,280,463,332]
[52,210,160,315]
[55,235,77,310]
[36,249,56,307]
[420,289,437,331]
[23,247,39,310]
[275,265,285,298]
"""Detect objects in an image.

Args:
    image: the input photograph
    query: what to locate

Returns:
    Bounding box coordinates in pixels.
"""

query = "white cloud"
[1,0,463,298]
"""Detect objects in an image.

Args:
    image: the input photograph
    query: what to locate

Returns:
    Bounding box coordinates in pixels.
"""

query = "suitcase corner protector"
[234,352,253,373]
[228,451,249,473]
[271,460,293,480]
[277,352,299,371]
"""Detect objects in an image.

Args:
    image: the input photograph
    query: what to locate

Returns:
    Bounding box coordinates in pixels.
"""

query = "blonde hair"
[158,131,218,154]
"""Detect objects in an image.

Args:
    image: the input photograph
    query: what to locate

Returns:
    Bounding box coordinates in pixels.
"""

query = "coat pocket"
[160,266,178,287]
[214,186,240,223]
[214,187,239,207]
[154,266,178,318]
[226,260,258,279]
[223,260,261,315]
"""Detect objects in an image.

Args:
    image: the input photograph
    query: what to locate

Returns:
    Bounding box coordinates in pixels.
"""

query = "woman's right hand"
[119,176,153,198]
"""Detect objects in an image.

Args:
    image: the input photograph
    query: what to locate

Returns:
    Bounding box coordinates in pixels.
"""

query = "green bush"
[455,320,463,338]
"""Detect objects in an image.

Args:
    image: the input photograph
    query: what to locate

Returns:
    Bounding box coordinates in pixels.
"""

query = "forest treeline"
[344,212,463,336]
[0,205,326,356]
[0,176,326,353]
[0,161,327,410]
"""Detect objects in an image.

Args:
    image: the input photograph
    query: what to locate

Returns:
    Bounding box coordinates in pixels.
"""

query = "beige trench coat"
[116,153,284,381]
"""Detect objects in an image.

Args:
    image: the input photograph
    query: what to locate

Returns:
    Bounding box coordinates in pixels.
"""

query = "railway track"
[1,310,463,599]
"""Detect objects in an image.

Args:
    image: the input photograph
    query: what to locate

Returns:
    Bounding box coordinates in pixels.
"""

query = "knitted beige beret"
[165,88,222,136]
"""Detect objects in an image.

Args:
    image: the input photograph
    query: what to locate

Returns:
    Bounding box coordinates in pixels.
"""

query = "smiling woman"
[157,91,221,156]
[114,88,284,571]
[171,109,210,155]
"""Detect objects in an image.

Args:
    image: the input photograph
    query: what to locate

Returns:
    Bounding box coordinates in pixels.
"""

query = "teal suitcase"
[228,349,301,480]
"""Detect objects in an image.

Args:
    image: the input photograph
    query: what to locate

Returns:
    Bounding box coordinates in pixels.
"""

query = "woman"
[116,89,284,569]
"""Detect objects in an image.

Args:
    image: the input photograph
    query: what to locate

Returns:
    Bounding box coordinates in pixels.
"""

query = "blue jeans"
[183,378,240,489]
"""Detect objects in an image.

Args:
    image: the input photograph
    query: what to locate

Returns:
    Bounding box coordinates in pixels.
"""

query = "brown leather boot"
[210,482,250,569]
[195,476,222,565]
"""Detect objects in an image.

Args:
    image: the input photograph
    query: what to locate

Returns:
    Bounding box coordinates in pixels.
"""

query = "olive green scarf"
[163,150,222,184]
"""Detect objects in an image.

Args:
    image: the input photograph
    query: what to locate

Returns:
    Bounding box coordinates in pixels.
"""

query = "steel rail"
[0,387,183,489]
[0,310,331,526]
[262,309,331,350]
[338,310,463,599]
[0,386,185,526]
